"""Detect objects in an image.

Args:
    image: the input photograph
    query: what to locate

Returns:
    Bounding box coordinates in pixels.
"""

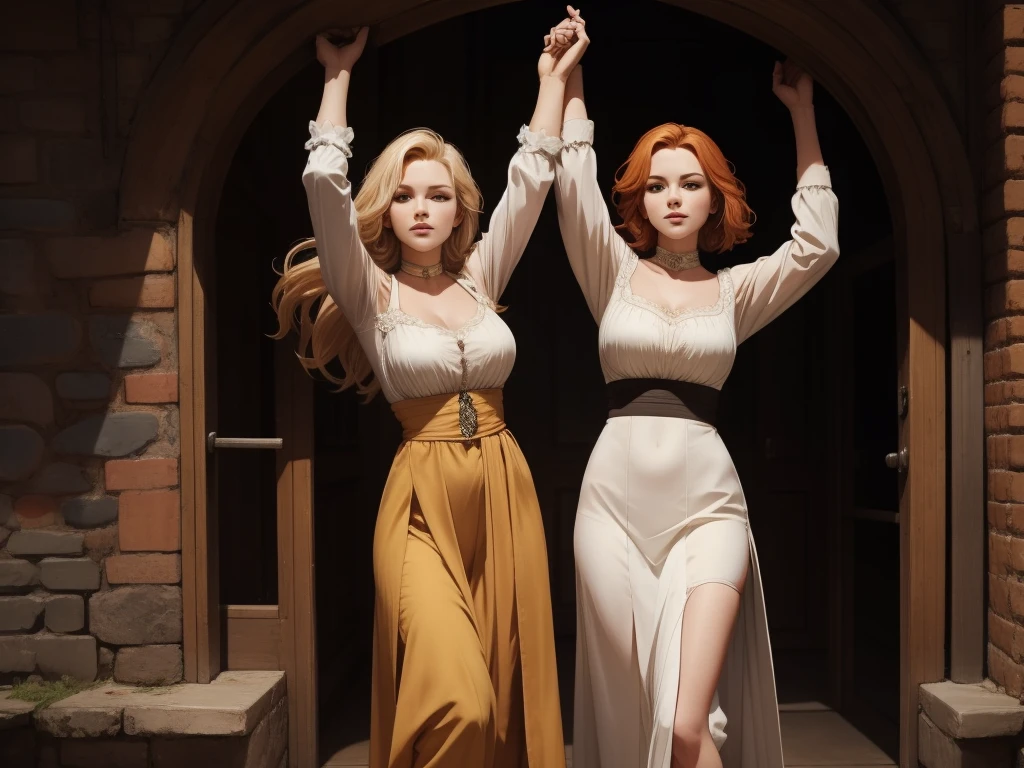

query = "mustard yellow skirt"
[368,389,565,768]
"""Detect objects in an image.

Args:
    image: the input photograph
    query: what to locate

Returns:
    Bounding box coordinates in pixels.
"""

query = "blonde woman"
[272,23,587,768]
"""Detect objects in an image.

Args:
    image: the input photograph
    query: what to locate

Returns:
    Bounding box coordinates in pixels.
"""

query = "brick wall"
[985,3,1024,698]
[0,1,196,687]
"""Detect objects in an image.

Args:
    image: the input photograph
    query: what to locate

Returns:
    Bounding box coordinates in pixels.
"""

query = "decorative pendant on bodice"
[650,247,701,272]
[457,338,478,439]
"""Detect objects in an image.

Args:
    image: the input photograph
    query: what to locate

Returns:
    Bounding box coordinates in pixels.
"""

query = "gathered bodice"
[554,118,840,392]
[599,253,738,389]
[365,274,516,401]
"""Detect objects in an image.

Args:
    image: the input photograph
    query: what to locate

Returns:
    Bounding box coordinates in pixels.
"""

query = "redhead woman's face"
[385,159,461,255]
[642,147,715,246]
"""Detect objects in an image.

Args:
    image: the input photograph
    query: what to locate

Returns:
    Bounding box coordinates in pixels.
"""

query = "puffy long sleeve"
[302,121,384,330]
[465,126,562,302]
[730,164,839,343]
[554,119,633,322]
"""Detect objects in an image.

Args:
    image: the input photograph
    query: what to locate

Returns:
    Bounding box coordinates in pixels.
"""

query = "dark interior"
[212,0,899,761]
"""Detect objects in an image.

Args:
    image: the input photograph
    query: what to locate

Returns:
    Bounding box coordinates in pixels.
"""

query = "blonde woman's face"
[385,159,461,255]
[643,147,715,243]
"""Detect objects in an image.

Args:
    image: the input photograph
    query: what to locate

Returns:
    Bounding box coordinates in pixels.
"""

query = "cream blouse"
[554,118,840,390]
[303,121,561,403]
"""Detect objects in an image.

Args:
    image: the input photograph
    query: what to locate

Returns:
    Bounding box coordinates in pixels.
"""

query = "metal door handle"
[207,432,283,453]
[885,447,908,472]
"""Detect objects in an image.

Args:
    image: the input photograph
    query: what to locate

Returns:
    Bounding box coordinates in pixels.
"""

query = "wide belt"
[606,378,720,426]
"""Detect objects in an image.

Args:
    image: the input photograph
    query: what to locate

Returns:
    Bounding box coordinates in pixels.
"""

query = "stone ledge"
[0,690,35,729]
[920,680,1024,739]
[32,670,284,738]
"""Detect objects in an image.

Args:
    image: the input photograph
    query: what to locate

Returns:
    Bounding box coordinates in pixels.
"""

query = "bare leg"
[670,581,743,768]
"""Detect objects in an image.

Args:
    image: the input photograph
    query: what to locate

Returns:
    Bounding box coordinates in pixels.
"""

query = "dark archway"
[120,2,978,766]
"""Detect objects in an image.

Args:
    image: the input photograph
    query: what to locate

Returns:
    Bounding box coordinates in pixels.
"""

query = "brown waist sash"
[606,377,720,426]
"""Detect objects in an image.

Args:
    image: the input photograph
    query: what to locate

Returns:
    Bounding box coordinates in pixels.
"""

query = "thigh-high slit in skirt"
[572,414,784,768]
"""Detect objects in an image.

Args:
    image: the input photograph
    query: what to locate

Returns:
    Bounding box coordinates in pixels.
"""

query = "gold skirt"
[369,389,565,768]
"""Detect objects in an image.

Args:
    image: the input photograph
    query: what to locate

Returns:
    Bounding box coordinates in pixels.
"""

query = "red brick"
[987,349,1007,379]
[986,405,1024,432]
[1009,47,1024,75]
[14,495,57,528]
[1005,74,1024,103]
[993,573,1012,616]
[0,136,37,184]
[1011,537,1024,572]
[990,470,1024,503]
[988,319,1009,349]
[989,435,1024,469]
[89,275,175,309]
[46,229,174,278]
[124,372,177,404]
[1007,101,1024,131]
[994,533,1015,576]
[119,490,180,552]
[988,382,1024,405]
[1011,577,1024,617]
[991,502,1011,532]
[1007,7,1024,41]
[989,644,1024,697]
[105,553,180,584]
[19,98,86,133]
[105,458,177,491]
[991,610,1017,657]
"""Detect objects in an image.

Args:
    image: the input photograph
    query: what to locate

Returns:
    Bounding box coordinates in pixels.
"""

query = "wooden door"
[211,82,319,767]
[821,238,900,759]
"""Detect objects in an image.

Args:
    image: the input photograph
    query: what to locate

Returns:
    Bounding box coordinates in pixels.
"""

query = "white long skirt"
[572,415,785,768]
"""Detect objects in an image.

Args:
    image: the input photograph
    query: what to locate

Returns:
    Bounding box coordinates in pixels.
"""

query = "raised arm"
[731,61,839,343]
[467,11,589,300]
[303,29,386,329]
[555,56,632,322]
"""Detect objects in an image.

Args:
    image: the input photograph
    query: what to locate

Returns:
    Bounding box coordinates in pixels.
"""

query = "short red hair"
[611,123,754,253]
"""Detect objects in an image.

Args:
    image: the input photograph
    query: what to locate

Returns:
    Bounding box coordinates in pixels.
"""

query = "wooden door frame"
[119,2,981,766]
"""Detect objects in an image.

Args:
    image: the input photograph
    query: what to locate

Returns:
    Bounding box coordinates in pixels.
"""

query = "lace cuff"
[517,125,563,156]
[305,120,354,157]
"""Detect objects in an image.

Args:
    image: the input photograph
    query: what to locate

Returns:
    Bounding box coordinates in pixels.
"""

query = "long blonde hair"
[271,129,482,400]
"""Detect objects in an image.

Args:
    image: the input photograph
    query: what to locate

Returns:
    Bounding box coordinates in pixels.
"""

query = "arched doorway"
[120,1,978,766]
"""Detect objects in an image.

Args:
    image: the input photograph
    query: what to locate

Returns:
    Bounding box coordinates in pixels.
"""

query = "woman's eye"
[684,183,701,191]
[432,194,451,202]
[647,184,665,193]
[393,194,411,202]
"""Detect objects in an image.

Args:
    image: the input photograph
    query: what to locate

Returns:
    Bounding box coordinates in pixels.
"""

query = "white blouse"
[303,121,561,403]
[555,118,840,390]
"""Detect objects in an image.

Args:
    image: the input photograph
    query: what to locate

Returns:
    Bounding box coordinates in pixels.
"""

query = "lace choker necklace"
[400,260,445,279]
[649,247,701,272]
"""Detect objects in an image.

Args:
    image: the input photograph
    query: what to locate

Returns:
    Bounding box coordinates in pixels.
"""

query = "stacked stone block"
[0,1,194,691]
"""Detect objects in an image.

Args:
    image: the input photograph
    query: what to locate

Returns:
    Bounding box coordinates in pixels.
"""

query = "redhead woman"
[550,9,839,768]
[272,21,587,768]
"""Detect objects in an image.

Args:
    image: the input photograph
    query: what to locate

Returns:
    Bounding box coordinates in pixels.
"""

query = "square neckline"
[383,272,487,337]
[619,252,728,323]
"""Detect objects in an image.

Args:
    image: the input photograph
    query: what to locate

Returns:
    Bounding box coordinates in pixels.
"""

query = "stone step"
[0,690,35,730]
[33,670,284,738]
[920,680,1024,739]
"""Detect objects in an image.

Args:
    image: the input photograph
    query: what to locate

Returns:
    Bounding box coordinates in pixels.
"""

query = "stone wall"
[0,1,195,687]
